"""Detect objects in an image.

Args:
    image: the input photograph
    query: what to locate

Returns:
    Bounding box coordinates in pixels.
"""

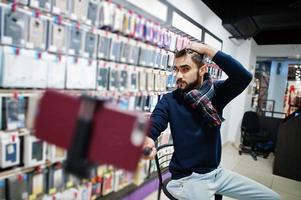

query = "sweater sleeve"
[148,95,169,141]
[212,51,253,111]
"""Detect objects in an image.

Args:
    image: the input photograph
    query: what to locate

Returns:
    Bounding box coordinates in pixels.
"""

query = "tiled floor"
[144,144,301,200]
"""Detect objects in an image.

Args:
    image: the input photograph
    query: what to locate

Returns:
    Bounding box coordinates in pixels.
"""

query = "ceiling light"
[295,65,299,68]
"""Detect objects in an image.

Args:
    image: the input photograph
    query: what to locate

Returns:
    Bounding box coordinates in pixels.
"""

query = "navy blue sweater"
[149,51,253,180]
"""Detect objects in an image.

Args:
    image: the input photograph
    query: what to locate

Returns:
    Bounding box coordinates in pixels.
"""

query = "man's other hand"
[142,136,157,160]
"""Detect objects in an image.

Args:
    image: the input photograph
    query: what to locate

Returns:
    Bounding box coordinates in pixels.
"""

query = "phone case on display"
[128,95,136,111]
[138,43,147,66]
[97,61,109,91]
[68,26,83,56]
[6,173,29,200]
[169,32,177,51]
[97,31,111,60]
[154,50,162,69]
[119,67,128,92]
[154,70,160,92]
[61,188,79,200]
[112,169,123,191]
[163,30,171,49]
[52,0,69,15]
[130,70,138,92]
[30,0,52,11]
[161,51,168,70]
[98,1,115,28]
[87,0,99,26]
[138,69,147,91]
[84,31,98,59]
[72,0,88,21]
[47,165,65,194]
[182,37,190,49]
[0,98,2,130]
[147,48,154,68]
[134,95,144,111]
[167,51,175,67]
[109,33,121,61]
[65,57,82,89]
[102,172,113,196]
[128,40,139,65]
[24,135,46,167]
[78,182,92,200]
[143,95,151,112]
[66,57,97,90]
[3,97,19,130]
[150,95,158,112]
[122,12,129,35]
[2,96,27,131]
[28,170,47,197]
[117,96,130,110]
[30,52,48,89]
[144,46,155,67]
[176,36,184,50]
[139,45,151,66]
[119,36,129,63]
[0,179,6,200]
[161,71,167,92]
[46,54,66,89]
[0,47,31,88]
[108,65,119,91]
[0,132,20,168]
[82,59,97,90]
[113,7,124,32]
[158,27,164,47]
[150,48,157,68]
[128,13,136,36]
[132,45,141,66]
[27,15,48,50]
[134,17,145,40]
[1,8,29,47]
[152,25,159,45]
[145,21,154,43]
[166,72,173,89]
[91,179,101,197]
[65,173,81,189]
[147,69,154,91]
[47,145,66,163]
[48,22,67,53]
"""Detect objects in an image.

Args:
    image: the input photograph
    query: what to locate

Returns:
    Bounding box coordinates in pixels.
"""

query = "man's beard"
[176,77,200,93]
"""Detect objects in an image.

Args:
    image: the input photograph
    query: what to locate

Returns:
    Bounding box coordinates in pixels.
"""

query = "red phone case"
[35,90,148,171]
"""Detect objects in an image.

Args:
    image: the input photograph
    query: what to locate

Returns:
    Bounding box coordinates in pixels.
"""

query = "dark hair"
[175,48,205,68]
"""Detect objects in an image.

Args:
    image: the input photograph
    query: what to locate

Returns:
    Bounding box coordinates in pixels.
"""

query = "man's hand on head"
[142,136,157,160]
[186,42,218,58]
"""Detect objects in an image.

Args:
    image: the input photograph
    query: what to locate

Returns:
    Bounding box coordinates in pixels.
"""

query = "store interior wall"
[267,61,289,113]
[255,44,301,58]
[254,45,301,114]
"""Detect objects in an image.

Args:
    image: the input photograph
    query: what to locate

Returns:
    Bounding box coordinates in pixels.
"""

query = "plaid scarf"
[183,77,224,127]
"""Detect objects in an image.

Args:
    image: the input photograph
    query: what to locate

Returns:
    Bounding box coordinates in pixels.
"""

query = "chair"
[239,111,270,160]
[155,144,223,200]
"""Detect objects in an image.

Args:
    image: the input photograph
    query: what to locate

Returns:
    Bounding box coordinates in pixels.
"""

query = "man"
[143,42,280,200]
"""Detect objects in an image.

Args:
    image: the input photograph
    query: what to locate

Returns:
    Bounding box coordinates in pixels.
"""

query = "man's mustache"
[176,79,185,84]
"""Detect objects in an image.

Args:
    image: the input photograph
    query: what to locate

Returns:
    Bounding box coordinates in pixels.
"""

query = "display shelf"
[0,160,53,179]
[99,170,168,200]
